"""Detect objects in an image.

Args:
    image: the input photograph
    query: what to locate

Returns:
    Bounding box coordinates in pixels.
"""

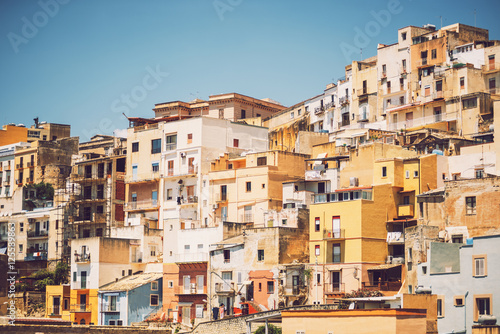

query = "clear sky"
[1,0,499,141]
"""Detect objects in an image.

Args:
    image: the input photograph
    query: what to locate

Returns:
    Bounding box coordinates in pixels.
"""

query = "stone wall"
[0,324,171,334]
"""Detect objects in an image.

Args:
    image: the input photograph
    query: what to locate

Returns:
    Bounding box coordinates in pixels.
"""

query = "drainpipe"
[464,291,469,333]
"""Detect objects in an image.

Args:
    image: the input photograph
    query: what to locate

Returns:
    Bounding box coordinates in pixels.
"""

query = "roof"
[417,187,445,197]
[99,272,162,292]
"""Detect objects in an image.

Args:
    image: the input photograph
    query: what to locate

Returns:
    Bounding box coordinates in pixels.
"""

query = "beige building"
[209,150,309,227]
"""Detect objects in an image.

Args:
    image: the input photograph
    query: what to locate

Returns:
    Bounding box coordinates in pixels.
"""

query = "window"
[224,249,230,263]
[20,222,23,232]
[151,281,158,291]
[454,296,464,306]
[315,245,320,256]
[403,196,410,205]
[96,205,104,214]
[474,295,492,322]
[257,157,267,166]
[132,142,139,152]
[168,280,174,288]
[246,181,251,192]
[109,320,116,326]
[290,112,294,119]
[382,64,386,75]
[382,166,387,177]
[424,85,430,96]
[332,244,341,263]
[316,273,321,285]
[431,49,437,59]
[167,189,173,200]
[187,133,193,144]
[258,250,264,262]
[414,170,419,178]
[475,169,484,179]
[466,196,476,215]
[387,81,391,94]
[267,281,274,294]
[452,234,463,244]
[402,59,407,71]
[19,244,23,253]
[408,285,412,294]
[151,139,161,154]
[150,294,159,306]
[218,108,224,118]
[315,217,320,232]
[167,160,174,176]
[460,77,465,89]
[152,162,159,172]
[241,109,246,119]
[117,320,123,326]
[402,32,407,40]
[165,134,177,151]
[473,255,487,277]
[405,170,410,179]
[437,296,444,318]
[463,97,477,109]
[73,272,77,282]
[233,139,239,147]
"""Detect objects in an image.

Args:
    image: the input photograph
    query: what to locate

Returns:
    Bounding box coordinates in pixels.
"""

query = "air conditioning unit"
[180,152,186,158]
[350,177,359,187]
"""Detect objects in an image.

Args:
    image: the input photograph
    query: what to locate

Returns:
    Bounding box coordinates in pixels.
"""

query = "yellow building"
[46,285,71,321]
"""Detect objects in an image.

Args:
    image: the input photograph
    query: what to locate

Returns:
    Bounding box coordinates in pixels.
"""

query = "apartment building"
[69,136,126,239]
[209,150,308,227]
[0,120,70,146]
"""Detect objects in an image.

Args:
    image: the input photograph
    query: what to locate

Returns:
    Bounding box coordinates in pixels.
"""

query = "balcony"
[47,307,61,316]
[3,179,9,186]
[388,111,458,131]
[178,284,206,296]
[74,253,91,263]
[324,283,345,295]
[324,101,335,110]
[282,283,307,297]
[102,303,120,312]
[362,281,402,292]
[323,229,345,240]
[73,213,106,224]
[133,122,158,132]
[24,252,48,261]
[16,179,23,186]
[125,171,160,183]
[215,282,235,293]
[174,252,208,263]
[314,106,325,115]
[0,232,8,241]
[27,161,35,168]
[5,164,11,171]
[417,58,428,67]
[70,304,92,313]
[25,178,34,184]
[357,88,368,97]
[386,232,404,245]
[312,189,372,204]
[124,199,159,211]
[27,230,48,239]
[356,113,369,122]
[240,213,253,223]
[397,204,414,217]
[165,143,177,151]
[489,87,500,95]
[482,62,500,74]
[16,163,23,169]
[339,96,349,105]
[433,90,443,100]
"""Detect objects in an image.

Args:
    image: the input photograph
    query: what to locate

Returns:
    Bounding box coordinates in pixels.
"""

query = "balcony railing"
[433,90,443,100]
[314,106,325,115]
[47,307,61,316]
[362,281,402,292]
[133,122,158,132]
[240,213,253,223]
[324,101,335,110]
[25,178,34,184]
[397,204,414,217]
[483,62,500,73]
[388,111,458,131]
[102,303,120,312]
[417,58,428,67]
[282,284,307,296]
[489,87,500,95]
[312,190,372,204]
[125,171,160,183]
[357,88,368,96]
[27,230,48,238]
[324,283,345,294]
[74,253,91,263]
[165,143,177,151]
[5,164,11,170]
[339,96,349,105]
[24,252,48,261]
[215,282,235,293]
[386,232,404,244]
[16,163,23,169]
[70,304,92,313]
[323,229,345,240]
[27,161,34,168]
[124,199,159,211]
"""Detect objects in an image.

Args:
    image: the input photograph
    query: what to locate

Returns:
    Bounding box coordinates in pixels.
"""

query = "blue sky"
[1,0,499,141]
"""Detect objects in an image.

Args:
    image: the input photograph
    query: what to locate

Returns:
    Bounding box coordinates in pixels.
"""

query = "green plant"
[255,324,282,334]
[303,268,312,280]
[337,289,383,309]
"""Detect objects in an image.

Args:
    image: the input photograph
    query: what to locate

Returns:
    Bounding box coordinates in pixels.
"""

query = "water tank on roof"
[17,124,25,127]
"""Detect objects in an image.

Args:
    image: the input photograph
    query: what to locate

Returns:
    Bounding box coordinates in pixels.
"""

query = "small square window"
[150,294,159,306]
[454,296,464,306]
[168,280,174,288]
[132,142,139,152]
[233,139,239,147]
[414,171,419,178]
[151,281,158,291]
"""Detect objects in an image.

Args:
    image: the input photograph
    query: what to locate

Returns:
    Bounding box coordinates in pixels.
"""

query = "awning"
[368,264,402,271]
[314,153,327,165]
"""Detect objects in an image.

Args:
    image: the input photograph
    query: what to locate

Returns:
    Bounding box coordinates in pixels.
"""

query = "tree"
[255,324,282,334]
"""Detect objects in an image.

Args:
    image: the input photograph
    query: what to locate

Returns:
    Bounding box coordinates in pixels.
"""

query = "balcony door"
[332,216,340,238]
[331,271,341,292]
[53,296,60,315]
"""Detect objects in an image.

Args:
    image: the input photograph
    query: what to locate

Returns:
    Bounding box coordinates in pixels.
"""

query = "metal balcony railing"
[124,199,158,211]
[70,304,92,313]
[16,163,23,169]
[24,252,48,261]
[323,229,345,239]
[362,281,402,292]
[102,303,120,312]
[74,253,91,263]
[339,96,349,105]
[27,230,48,238]
[324,283,345,294]
[27,161,34,168]
[165,143,177,151]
